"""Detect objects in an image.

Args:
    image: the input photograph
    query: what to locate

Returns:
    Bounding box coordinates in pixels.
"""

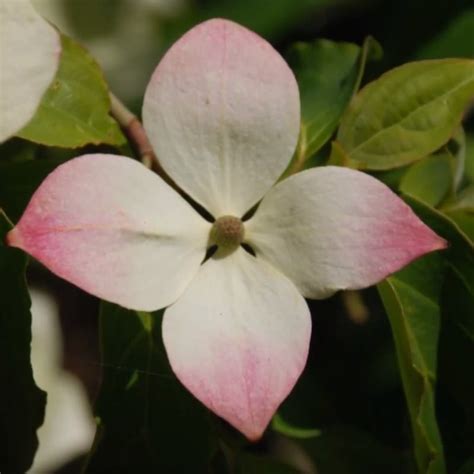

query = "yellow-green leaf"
[18,36,125,148]
[378,254,446,474]
[441,185,474,241]
[338,59,474,170]
[399,153,454,207]
[377,195,474,474]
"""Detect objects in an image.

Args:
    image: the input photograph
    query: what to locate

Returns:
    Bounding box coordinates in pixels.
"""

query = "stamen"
[209,215,245,252]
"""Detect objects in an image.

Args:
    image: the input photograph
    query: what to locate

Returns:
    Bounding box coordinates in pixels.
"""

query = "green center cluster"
[210,215,245,251]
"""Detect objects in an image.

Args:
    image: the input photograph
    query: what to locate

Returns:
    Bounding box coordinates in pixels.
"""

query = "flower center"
[210,215,245,251]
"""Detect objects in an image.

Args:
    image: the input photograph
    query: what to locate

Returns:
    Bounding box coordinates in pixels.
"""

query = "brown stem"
[109,92,177,190]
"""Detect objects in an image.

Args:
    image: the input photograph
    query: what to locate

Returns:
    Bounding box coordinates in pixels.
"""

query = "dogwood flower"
[0,0,60,142]
[7,19,446,440]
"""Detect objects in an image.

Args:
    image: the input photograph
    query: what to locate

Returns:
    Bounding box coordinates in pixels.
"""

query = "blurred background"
[21,0,474,472]
[32,0,474,106]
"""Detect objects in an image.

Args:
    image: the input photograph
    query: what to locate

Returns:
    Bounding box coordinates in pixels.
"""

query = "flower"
[0,0,60,143]
[7,19,446,440]
[29,288,95,472]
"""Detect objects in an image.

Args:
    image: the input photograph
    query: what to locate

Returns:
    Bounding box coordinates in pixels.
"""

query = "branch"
[109,92,177,190]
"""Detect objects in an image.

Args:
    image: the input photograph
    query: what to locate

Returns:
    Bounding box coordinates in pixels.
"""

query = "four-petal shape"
[7,19,446,440]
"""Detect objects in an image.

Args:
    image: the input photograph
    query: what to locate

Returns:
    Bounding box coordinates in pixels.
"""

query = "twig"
[109,92,177,190]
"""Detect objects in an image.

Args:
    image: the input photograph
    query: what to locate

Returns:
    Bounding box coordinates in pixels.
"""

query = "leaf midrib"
[347,73,474,157]
[387,277,438,378]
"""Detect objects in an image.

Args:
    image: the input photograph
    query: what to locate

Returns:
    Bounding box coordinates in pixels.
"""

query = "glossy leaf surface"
[18,36,125,148]
[84,303,217,472]
[338,60,474,170]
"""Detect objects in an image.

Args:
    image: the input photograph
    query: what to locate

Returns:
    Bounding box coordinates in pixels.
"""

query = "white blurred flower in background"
[33,0,188,103]
[29,288,95,473]
[0,0,60,143]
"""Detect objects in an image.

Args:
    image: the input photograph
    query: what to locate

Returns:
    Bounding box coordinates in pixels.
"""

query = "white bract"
[8,19,445,440]
[29,288,95,473]
[0,0,60,142]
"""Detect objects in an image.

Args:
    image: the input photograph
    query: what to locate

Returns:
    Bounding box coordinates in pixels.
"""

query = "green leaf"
[439,266,474,415]
[399,153,454,207]
[376,195,474,474]
[377,253,446,474]
[0,159,65,222]
[465,133,474,183]
[404,195,474,297]
[436,216,474,467]
[271,412,321,439]
[327,140,354,167]
[442,185,474,241]
[446,127,466,190]
[18,35,125,148]
[285,37,381,174]
[370,165,411,190]
[443,211,474,242]
[337,59,474,170]
[444,184,474,212]
[84,302,217,473]
[416,8,474,60]
[0,211,46,473]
